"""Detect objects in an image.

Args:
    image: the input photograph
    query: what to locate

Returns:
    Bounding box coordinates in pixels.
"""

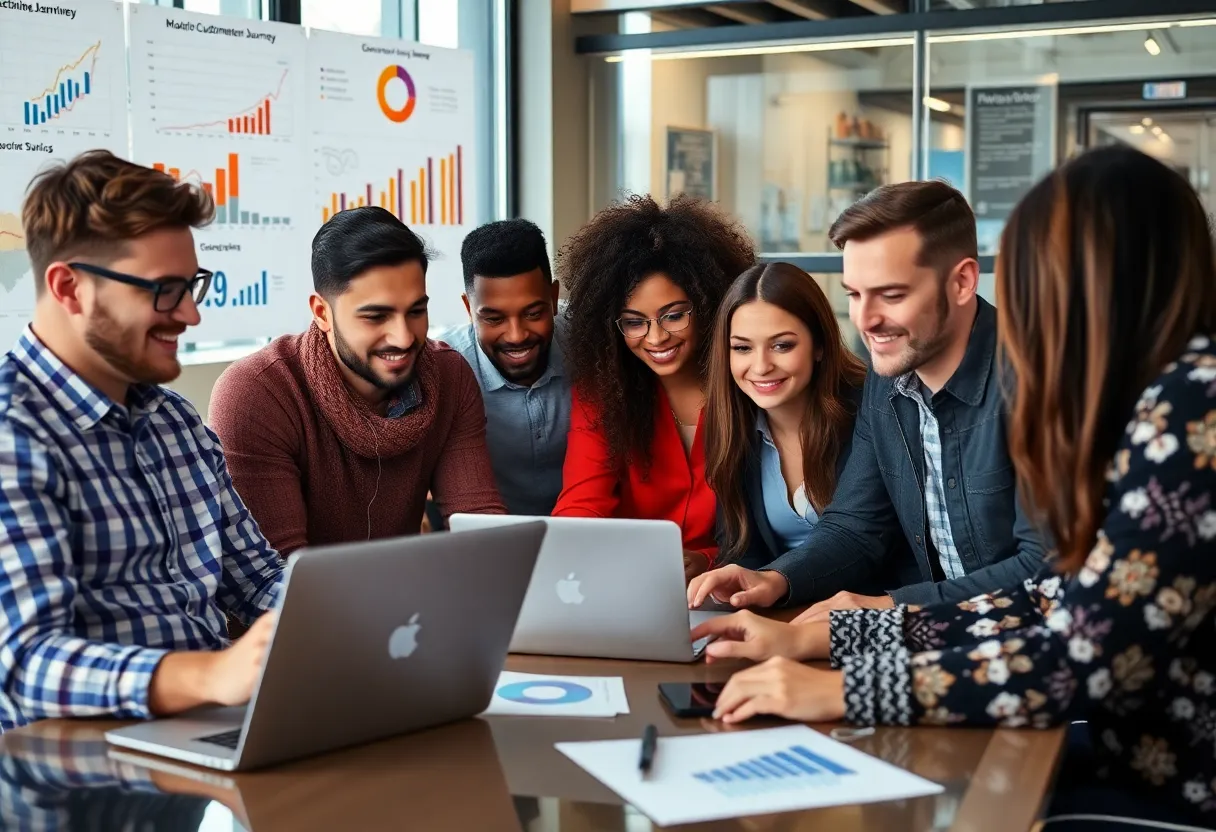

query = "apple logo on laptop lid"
[556,573,584,605]
[388,613,421,659]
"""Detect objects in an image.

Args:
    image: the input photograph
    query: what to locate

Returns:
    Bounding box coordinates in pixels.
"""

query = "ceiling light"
[1144,34,1162,56]
[1142,117,1154,127]
[1129,124,1146,134]
[1152,125,1164,135]
[602,36,914,62]
[928,20,1172,44]
[923,96,952,113]
[1178,18,1216,27]
[1159,132,1172,143]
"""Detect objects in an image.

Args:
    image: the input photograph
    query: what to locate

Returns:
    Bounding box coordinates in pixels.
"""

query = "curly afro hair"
[557,193,757,469]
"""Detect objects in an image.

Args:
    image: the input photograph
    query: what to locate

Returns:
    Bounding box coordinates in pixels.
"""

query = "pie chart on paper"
[483,671,629,717]
[496,680,593,706]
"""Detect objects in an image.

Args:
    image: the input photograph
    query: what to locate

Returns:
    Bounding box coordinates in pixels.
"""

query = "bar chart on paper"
[153,153,292,228]
[0,1,127,136]
[691,743,855,798]
[317,144,465,227]
[556,725,944,827]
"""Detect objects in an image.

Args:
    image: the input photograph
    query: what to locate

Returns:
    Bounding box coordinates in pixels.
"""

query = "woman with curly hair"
[552,194,757,583]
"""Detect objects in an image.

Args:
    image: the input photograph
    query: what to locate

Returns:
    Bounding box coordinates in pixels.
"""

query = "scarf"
[298,322,440,459]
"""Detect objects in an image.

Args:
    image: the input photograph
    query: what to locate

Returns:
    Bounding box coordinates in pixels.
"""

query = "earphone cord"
[361,411,382,541]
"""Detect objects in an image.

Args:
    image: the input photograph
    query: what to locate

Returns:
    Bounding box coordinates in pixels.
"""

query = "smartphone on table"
[657,682,724,718]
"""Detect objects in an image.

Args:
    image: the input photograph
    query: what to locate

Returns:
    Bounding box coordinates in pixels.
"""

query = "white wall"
[167,362,232,423]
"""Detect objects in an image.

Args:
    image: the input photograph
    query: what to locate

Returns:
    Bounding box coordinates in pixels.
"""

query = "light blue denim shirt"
[439,318,571,516]
[756,411,820,552]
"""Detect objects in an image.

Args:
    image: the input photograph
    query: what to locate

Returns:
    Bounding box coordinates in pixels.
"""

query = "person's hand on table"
[687,565,788,609]
[683,550,712,584]
[690,610,828,663]
[712,657,846,725]
[790,591,895,625]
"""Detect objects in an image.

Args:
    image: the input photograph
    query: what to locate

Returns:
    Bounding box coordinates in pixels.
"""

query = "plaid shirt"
[894,372,965,580]
[0,327,283,731]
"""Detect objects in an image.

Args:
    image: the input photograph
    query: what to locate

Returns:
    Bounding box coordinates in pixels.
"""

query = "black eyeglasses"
[68,262,213,313]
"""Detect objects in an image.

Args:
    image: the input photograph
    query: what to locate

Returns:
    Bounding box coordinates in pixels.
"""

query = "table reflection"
[0,712,1045,832]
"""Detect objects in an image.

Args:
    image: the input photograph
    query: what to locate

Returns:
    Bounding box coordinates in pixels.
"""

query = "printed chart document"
[557,725,943,825]
[482,671,629,718]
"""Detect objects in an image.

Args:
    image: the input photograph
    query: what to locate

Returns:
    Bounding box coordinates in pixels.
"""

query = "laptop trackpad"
[689,609,729,629]
[689,610,729,658]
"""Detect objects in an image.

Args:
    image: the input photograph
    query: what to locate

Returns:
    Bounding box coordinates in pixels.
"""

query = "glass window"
[302,0,383,35]
[925,15,1216,252]
[590,20,915,255]
[419,0,460,49]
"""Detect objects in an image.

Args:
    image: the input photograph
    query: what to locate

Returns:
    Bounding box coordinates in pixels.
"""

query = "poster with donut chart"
[307,28,475,330]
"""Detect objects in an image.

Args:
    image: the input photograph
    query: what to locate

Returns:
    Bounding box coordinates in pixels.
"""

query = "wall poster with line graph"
[128,4,311,342]
[307,29,475,329]
[0,0,129,351]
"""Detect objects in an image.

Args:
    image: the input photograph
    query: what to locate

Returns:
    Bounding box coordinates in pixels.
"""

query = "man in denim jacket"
[690,181,1046,616]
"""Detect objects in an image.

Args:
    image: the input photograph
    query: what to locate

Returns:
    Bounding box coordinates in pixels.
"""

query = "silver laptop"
[448,515,726,662]
[104,521,547,771]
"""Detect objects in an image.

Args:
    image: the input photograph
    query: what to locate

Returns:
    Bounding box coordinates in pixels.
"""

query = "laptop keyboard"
[195,729,242,749]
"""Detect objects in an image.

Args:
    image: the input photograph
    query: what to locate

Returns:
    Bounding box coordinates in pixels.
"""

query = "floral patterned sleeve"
[839,337,1216,762]
[829,581,1047,668]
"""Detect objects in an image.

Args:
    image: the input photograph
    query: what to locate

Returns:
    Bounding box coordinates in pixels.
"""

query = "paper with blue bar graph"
[556,725,943,826]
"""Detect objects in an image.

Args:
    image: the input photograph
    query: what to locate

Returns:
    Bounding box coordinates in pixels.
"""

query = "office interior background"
[142,0,1216,419]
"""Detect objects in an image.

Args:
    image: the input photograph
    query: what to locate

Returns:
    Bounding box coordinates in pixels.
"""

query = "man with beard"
[210,206,504,557]
[0,150,282,728]
[439,219,570,516]
[689,180,1046,614]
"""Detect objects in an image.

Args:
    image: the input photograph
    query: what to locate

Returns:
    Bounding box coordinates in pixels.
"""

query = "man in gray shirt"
[440,219,570,515]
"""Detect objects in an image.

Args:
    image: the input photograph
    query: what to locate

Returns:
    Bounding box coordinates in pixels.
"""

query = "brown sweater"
[210,325,504,557]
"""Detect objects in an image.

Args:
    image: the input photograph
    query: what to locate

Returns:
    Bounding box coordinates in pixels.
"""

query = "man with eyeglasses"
[0,150,283,730]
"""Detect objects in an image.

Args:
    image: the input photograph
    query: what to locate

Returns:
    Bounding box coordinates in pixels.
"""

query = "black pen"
[639,723,658,779]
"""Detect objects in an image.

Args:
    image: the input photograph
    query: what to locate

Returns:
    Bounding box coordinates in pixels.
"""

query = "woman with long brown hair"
[690,145,1216,823]
[704,262,866,568]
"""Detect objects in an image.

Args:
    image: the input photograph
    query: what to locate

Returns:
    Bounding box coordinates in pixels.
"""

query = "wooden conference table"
[0,622,1067,832]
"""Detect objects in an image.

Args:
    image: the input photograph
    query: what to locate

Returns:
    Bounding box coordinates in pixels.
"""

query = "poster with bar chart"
[128,5,310,342]
[1,0,127,139]
[0,0,129,351]
[127,5,305,143]
[557,726,944,827]
[307,29,474,329]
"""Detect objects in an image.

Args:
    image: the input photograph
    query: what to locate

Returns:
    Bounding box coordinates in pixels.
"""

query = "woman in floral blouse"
[692,144,1216,822]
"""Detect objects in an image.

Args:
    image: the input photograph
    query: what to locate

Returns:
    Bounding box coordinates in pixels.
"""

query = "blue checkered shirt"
[0,327,283,730]
[894,372,965,580]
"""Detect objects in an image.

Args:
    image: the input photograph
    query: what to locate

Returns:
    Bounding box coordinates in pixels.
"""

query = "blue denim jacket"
[762,298,1048,607]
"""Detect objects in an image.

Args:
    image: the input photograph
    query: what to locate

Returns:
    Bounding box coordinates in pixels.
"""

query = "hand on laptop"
[149,612,276,716]
[789,591,895,625]
[687,565,788,610]
[690,611,827,664]
[711,658,845,725]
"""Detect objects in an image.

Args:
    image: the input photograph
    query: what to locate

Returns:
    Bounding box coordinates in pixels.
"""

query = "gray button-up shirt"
[439,320,571,516]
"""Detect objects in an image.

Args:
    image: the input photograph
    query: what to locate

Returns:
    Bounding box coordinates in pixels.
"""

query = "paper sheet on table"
[481,671,630,718]
[556,725,943,826]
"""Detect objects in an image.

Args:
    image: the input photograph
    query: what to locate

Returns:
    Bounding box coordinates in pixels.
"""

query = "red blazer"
[552,385,718,564]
